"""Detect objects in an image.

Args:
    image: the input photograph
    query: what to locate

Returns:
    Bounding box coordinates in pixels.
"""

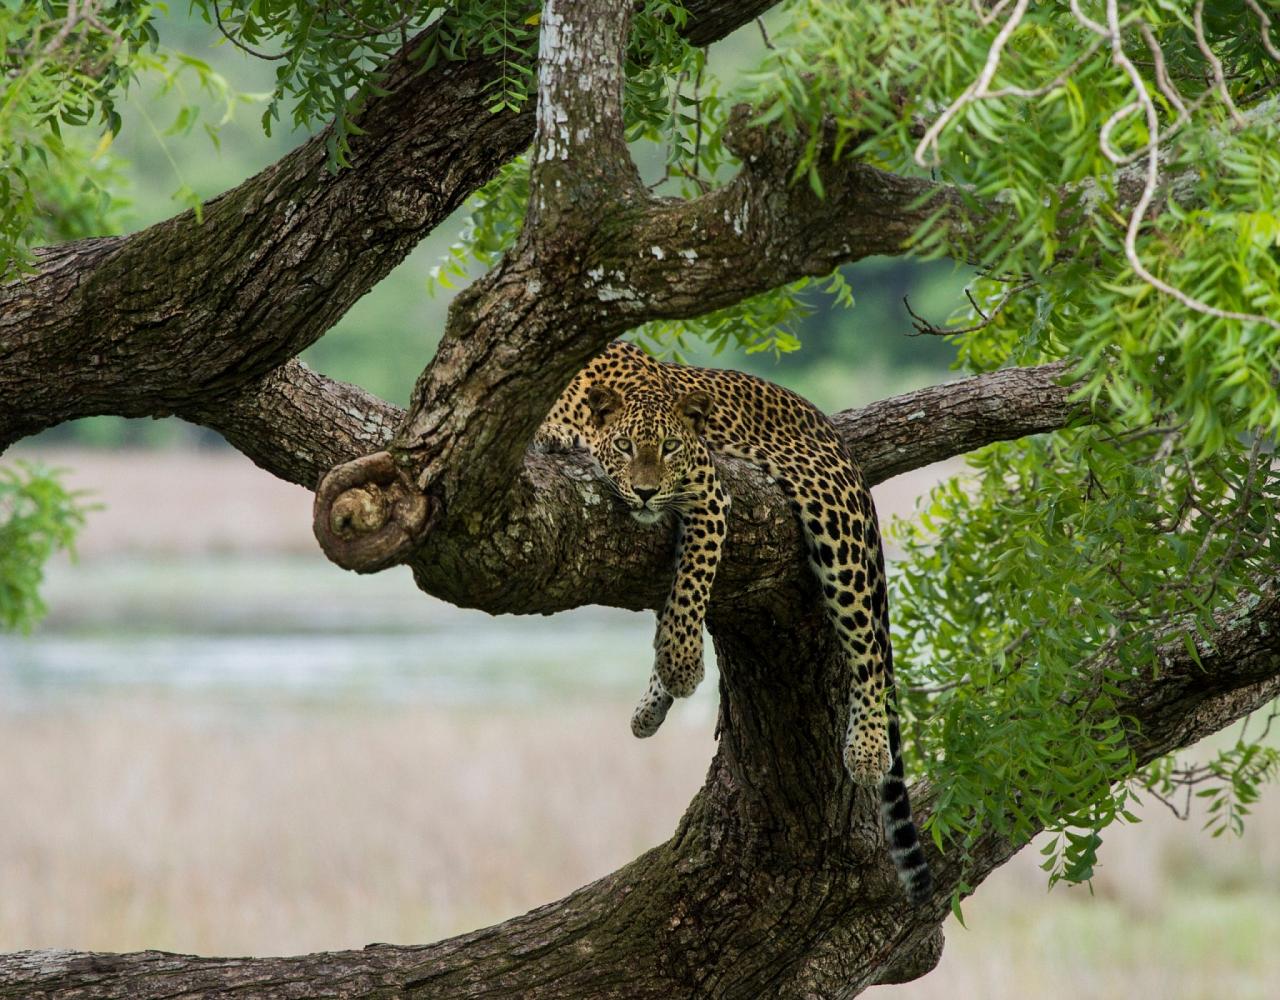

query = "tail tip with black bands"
[880,768,933,907]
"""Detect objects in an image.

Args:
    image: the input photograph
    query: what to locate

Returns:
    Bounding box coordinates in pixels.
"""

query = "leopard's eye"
[613,437,634,455]
[662,438,683,456]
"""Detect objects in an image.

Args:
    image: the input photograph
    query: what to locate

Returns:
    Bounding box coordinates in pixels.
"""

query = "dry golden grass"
[0,699,713,956]
[1,695,1277,1000]
[890,792,1280,1000]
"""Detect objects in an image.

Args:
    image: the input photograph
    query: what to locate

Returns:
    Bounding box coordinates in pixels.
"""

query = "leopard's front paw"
[631,679,674,738]
[532,426,582,454]
[654,636,704,698]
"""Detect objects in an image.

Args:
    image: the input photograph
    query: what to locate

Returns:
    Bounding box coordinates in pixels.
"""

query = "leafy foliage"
[632,273,853,359]
[748,1,1280,447]
[0,1,242,277]
[1143,711,1280,838]
[711,0,1280,900]
[1,1,148,276]
[0,464,87,632]
[188,1,549,161]
[895,426,1279,888]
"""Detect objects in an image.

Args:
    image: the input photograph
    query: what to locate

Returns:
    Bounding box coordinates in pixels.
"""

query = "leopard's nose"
[634,488,657,504]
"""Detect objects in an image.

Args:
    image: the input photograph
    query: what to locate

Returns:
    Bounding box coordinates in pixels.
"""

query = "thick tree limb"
[831,359,1078,482]
[527,0,642,231]
[0,47,525,447]
[560,111,974,324]
[194,359,1079,497]
[182,356,1084,615]
[186,360,402,488]
[0,0,778,453]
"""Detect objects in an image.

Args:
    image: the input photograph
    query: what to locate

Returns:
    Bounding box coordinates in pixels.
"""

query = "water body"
[0,555,718,718]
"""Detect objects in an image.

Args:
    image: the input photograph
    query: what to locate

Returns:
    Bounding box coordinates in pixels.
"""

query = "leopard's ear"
[586,385,623,428]
[677,390,712,436]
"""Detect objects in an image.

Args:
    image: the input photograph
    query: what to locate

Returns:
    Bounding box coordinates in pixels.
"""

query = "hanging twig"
[914,0,1031,166]
[1193,0,1245,125]
[1246,0,1280,61]
[213,4,287,61]
[903,278,1035,337]
[756,17,775,51]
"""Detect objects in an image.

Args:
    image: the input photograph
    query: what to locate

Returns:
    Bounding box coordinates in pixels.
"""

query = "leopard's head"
[585,385,712,524]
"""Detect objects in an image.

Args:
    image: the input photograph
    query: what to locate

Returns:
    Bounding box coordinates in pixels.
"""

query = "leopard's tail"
[880,715,932,906]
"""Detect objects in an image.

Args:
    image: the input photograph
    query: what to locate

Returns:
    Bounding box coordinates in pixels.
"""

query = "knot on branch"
[723,102,784,164]
[723,101,842,176]
[313,450,433,573]
[873,927,946,985]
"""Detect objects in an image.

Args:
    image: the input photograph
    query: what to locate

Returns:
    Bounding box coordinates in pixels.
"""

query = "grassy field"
[1,696,1276,999]
[0,699,714,955]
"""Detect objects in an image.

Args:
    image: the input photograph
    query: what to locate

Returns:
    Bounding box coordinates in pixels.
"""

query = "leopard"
[536,339,932,906]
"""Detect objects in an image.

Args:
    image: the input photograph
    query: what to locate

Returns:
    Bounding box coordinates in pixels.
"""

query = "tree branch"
[832,359,1079,481]
[0,0,778,454]
[319,0,660,572]
[178,354,1083,614]
[0,44,525,448]
[583,113,975,323]
[527,0,641,234]
[926,585,1280,913]
[182,360,401,488]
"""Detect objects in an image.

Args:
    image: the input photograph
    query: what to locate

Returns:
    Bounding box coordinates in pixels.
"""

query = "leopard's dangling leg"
[630,669,674,738]
[758,443,931,903]
[828,506,895,786]
[630,457,728,736]
[793,482,894,783]
[709,437,896,784]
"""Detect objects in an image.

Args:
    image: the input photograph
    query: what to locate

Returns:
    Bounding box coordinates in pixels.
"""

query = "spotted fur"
[537,340,932,905]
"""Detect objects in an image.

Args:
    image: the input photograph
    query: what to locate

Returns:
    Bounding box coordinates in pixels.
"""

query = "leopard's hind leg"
[699,419,894,782]
[775,456,895,784]
[731,439,931,901]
